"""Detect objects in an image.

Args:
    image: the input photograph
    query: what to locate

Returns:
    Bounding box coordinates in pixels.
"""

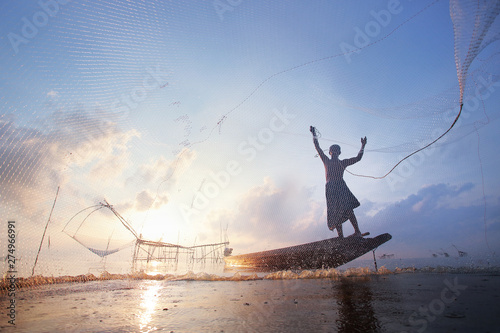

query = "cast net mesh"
[0,0,499,282]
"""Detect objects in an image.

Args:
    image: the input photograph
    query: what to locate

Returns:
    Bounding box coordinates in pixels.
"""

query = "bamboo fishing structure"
[64,200,230,273]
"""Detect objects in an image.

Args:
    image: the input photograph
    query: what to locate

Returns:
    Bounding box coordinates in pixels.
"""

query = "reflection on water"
[334,277,380,333]
[4,272,498,332]
[137,281,161,333]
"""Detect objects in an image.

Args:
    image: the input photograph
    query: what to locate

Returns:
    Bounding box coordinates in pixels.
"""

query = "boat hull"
[224,233,392,271]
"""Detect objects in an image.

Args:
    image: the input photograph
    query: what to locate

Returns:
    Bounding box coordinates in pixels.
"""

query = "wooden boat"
[224,233,392,271]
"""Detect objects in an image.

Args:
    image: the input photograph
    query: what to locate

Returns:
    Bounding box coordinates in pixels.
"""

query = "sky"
[1,0,499,277]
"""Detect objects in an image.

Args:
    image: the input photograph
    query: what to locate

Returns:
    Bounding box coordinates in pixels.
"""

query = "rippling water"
[1,262,499,332]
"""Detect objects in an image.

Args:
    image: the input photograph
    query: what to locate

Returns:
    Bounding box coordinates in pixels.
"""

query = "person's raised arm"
[343,136,367,167]
[310,126,328,163]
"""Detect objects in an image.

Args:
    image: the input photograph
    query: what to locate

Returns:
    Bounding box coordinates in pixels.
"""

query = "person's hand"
[310,126,317,137]
[361,136,367,146]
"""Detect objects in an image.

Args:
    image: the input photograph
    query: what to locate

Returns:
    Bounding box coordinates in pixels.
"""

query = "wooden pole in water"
[32,186,60,276]
[372,249,378,272]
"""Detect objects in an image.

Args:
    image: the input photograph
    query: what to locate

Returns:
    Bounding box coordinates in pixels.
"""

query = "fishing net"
[62,202,137,257]
[0,0,499,280]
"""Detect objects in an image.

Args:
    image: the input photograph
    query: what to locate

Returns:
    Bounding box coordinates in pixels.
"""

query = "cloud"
[0,109,138,215]
[135,189,169,211]
[206,180,499,258]
[126,148,197,188]
[411,199,426,212]
[364,183,500,257]
[206,178,325,253]
[47,90,59,98]
[89,152,130,182]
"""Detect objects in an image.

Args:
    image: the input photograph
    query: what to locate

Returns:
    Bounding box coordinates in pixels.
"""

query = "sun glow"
[146,261,163,276]
[133,206,188,243]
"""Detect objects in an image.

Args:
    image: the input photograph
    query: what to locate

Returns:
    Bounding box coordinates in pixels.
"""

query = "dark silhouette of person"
[310,126,366,238]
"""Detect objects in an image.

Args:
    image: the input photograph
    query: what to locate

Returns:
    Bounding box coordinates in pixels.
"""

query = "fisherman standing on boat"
[310,126,366,238]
